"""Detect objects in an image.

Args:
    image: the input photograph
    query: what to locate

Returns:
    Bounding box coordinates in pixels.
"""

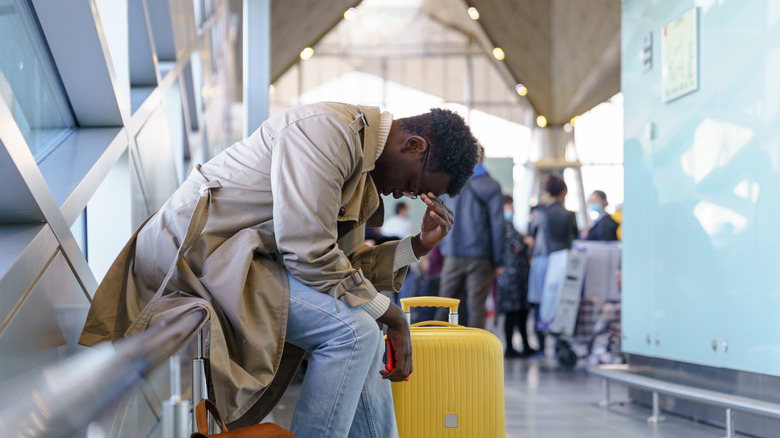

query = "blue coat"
[586,213,619,241]
[438,165,505,268]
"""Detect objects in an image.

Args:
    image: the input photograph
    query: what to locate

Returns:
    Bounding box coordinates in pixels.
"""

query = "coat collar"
[338,105,384,229]
[357,105,381,173]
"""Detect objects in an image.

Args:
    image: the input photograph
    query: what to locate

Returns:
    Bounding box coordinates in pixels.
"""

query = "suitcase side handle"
[400,297,459,325]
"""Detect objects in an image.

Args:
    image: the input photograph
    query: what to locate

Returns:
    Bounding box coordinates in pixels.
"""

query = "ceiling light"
[269,84,275,94]
[467,7,480,20]
[492,47,505,61]
[300,47,314,61]
[570,115,579,126]
[515,84,527,96]
[344,8,356,20]
[536,115,547,128]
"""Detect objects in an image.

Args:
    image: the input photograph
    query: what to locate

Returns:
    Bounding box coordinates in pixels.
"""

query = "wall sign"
[662,7,699,102]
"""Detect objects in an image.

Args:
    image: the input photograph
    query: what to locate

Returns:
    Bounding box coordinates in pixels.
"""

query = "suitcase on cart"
[391,297,505,437]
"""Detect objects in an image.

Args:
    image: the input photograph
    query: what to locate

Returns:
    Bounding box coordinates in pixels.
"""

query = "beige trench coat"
[79,103,408,427]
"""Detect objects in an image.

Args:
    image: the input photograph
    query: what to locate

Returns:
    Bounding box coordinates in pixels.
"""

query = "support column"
[518,125,587,231]
[243,0,270,137]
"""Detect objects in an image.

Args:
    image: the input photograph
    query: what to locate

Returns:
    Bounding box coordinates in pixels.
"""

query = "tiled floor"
[501,357,724,438]
[269,321,727,437]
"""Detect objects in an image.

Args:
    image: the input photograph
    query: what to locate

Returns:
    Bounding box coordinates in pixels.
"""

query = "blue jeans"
[285,272,399,438]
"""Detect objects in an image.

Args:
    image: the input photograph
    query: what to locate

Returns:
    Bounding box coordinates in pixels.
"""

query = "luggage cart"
[538,245,623,369]
[536,249,586,368]
[553,298,623,369]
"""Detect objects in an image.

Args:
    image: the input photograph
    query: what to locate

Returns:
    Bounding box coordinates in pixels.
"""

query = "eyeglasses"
[400,146,431,199]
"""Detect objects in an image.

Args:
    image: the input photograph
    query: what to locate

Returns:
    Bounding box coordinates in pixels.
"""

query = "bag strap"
[195,399,228,433]
[125,165,221,336]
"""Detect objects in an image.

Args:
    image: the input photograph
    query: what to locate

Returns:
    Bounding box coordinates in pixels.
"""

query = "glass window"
[0,0,74,159]
[192,0,202,27]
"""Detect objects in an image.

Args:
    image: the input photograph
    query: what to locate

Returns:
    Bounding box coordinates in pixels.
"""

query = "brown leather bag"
[190,399,297,438]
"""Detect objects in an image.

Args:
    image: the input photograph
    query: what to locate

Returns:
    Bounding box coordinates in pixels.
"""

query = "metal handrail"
[0,308,208,438]
[590,364,780,437]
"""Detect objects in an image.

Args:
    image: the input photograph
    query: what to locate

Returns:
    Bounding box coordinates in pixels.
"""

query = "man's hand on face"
[412,193,454,258]
[378,303,413,382]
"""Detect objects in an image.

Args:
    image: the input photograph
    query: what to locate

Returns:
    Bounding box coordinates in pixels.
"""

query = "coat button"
[339,207,346,216]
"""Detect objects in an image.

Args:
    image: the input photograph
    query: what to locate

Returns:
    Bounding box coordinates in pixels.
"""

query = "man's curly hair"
[397,108,479,196]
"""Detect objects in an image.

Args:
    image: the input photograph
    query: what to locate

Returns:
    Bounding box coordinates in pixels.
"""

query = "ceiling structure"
[270,0,361,84]
[270,0,620,126]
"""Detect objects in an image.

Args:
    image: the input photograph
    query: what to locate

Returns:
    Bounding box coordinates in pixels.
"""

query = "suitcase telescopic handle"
[400,297,459,325]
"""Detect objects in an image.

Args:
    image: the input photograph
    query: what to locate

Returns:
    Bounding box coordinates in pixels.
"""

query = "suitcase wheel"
[556,345,578,369]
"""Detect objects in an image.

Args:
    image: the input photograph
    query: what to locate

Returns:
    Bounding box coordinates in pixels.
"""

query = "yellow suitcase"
[391,297,506,437]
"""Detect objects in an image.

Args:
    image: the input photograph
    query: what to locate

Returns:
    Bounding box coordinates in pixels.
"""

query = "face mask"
[587,203,603,213]
[504,211,514,221]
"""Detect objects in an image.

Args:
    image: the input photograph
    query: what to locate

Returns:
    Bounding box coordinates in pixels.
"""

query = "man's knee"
[327,309,381,350]
[351,311,381,347]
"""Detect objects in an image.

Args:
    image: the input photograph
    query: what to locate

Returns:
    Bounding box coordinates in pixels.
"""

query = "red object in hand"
[384,338,409,381]
[384,338,394,372]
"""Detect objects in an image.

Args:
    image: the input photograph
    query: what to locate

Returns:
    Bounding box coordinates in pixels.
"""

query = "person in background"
[381,201,414,239]
[364,227,399,246]
[436,147,505,329]
[381,201,419,305]
[496,195,534,357]
[526,175,578,355]
[612,202,623,241]
[411,245,444,323]
[585,190,619,241]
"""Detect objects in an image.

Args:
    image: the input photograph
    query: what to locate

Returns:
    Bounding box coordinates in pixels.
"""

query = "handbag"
[190,399,297,438]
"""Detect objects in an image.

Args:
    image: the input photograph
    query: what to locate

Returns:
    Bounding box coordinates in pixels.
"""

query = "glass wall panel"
[0,252,89,383]
[193,0,202,27]
[87,151,132,282]
[622,0,780,374]
[210,17,221,71]
[164,79,186,182]
[0,0,74,158]
[133,105,178,213]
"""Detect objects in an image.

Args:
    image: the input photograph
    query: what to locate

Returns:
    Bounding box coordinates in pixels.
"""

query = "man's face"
[373,137,451,200]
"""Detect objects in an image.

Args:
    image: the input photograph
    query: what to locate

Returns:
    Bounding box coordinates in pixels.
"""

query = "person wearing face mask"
[585,190,619,241]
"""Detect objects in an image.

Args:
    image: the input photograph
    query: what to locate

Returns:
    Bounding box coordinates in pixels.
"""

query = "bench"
[589,364,780,438]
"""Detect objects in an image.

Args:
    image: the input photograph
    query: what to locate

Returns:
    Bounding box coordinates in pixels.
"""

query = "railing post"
[162,353,190,438]
[191,331,208,434]
[599,379,610,407]
[724,408,735,438]
[647,391,666,423]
